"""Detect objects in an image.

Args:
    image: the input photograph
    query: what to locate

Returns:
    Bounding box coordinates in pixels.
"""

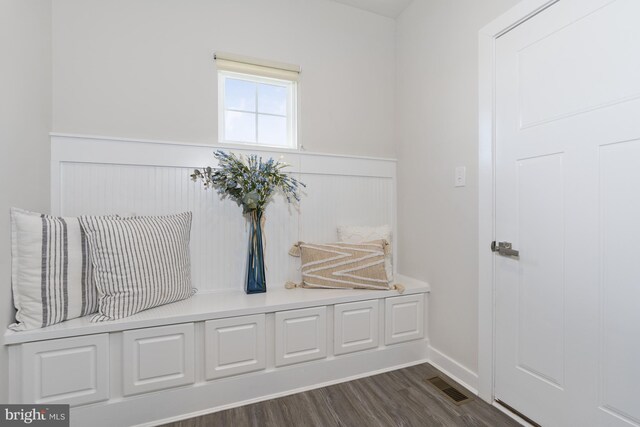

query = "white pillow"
[337,225,393,282]
[81,212,195,322]
[10,208,101,331]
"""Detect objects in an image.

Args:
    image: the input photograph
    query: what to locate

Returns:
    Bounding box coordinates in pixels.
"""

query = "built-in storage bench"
[5,275,429,427]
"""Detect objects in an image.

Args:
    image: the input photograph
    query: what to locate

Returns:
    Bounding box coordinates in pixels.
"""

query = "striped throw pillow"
[10,208,102,331]
[81,212,194,322]
[290,241,391,290]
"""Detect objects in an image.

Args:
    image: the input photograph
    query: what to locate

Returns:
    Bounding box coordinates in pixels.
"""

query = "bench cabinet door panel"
[334,300,379,355]
[21,334,109,406]
[275,306,327,367]
[205,314,266,380]
[385,294,425,345]
[122,323,195,396]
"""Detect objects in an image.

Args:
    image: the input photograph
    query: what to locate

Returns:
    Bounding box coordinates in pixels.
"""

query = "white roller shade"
[214,52,300,82]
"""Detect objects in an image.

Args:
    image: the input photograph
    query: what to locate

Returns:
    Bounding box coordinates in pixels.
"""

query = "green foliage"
[191,150,305,214]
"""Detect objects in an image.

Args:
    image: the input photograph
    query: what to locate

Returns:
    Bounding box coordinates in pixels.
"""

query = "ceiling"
[330,0,413,18]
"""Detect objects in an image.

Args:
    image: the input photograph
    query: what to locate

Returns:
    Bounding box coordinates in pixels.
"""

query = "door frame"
[477,0,560,403]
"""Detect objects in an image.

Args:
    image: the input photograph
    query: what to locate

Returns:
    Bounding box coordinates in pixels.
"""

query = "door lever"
[491,241,519,258]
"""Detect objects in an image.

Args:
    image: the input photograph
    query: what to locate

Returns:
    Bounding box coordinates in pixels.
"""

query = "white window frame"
[218,70,298,149]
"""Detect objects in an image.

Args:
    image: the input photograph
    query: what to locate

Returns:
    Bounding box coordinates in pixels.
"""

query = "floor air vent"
[426,376,471,405]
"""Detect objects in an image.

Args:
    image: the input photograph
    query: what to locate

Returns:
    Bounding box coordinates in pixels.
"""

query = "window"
[216,53,299,149]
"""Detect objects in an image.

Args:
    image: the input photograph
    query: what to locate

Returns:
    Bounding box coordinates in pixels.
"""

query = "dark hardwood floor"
[162,363,519,427]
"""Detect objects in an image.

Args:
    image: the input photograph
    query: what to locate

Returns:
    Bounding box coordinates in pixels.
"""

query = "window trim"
[218,70,298,150]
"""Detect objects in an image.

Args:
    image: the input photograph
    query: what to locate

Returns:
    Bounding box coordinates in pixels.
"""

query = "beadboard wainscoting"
[51,134,398,293]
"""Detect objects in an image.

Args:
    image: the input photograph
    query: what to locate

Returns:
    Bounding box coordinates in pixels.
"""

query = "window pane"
[258,83,287,115]
[225,78,256,112]
[225,111,256,143]
[258,114,287,146]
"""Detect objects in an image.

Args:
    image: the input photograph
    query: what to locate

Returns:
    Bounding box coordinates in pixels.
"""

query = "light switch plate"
[455,166,466,187]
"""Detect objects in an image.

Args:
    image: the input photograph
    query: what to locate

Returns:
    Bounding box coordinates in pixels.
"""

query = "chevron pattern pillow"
[337,224,394,282]
[290,241,391,290]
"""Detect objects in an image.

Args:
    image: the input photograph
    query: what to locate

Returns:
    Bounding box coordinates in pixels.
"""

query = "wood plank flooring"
[162,363,519,427]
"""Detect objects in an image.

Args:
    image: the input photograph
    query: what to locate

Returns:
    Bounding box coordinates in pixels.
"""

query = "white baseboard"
[70,343,486,427]
[71,339,429,427]
[427,345,479,395]
[132,344,481,427]
[138,357,430,427]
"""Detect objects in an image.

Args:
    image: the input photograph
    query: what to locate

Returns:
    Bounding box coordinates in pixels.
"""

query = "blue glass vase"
[245,210,266,294]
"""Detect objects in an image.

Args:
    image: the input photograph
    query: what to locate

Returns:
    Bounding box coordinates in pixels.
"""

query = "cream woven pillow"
[337,225,393,282]
[288,240,391,290]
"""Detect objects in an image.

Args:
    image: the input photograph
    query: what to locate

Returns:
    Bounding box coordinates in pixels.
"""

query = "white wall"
[0,0,52,403]
[396,0,519,375]
[1,0,524,399]
[52,0,396,158]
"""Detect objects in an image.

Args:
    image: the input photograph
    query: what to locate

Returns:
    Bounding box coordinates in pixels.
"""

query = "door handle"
[491,241,519,258]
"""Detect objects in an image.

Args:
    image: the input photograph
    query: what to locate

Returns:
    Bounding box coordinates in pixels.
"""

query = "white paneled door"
[494,0,640,425]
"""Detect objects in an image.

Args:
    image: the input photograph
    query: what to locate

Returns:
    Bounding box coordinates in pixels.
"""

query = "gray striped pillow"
[81,212,194,322]
[10,208,101,331]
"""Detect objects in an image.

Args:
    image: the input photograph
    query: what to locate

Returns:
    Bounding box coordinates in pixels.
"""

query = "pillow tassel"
[288,242,302,257]
[383,240,392,255]
[392,284,406,294]
[285,281,301,289]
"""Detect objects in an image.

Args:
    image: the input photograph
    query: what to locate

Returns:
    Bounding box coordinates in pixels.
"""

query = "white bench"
[5,275,429,427]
